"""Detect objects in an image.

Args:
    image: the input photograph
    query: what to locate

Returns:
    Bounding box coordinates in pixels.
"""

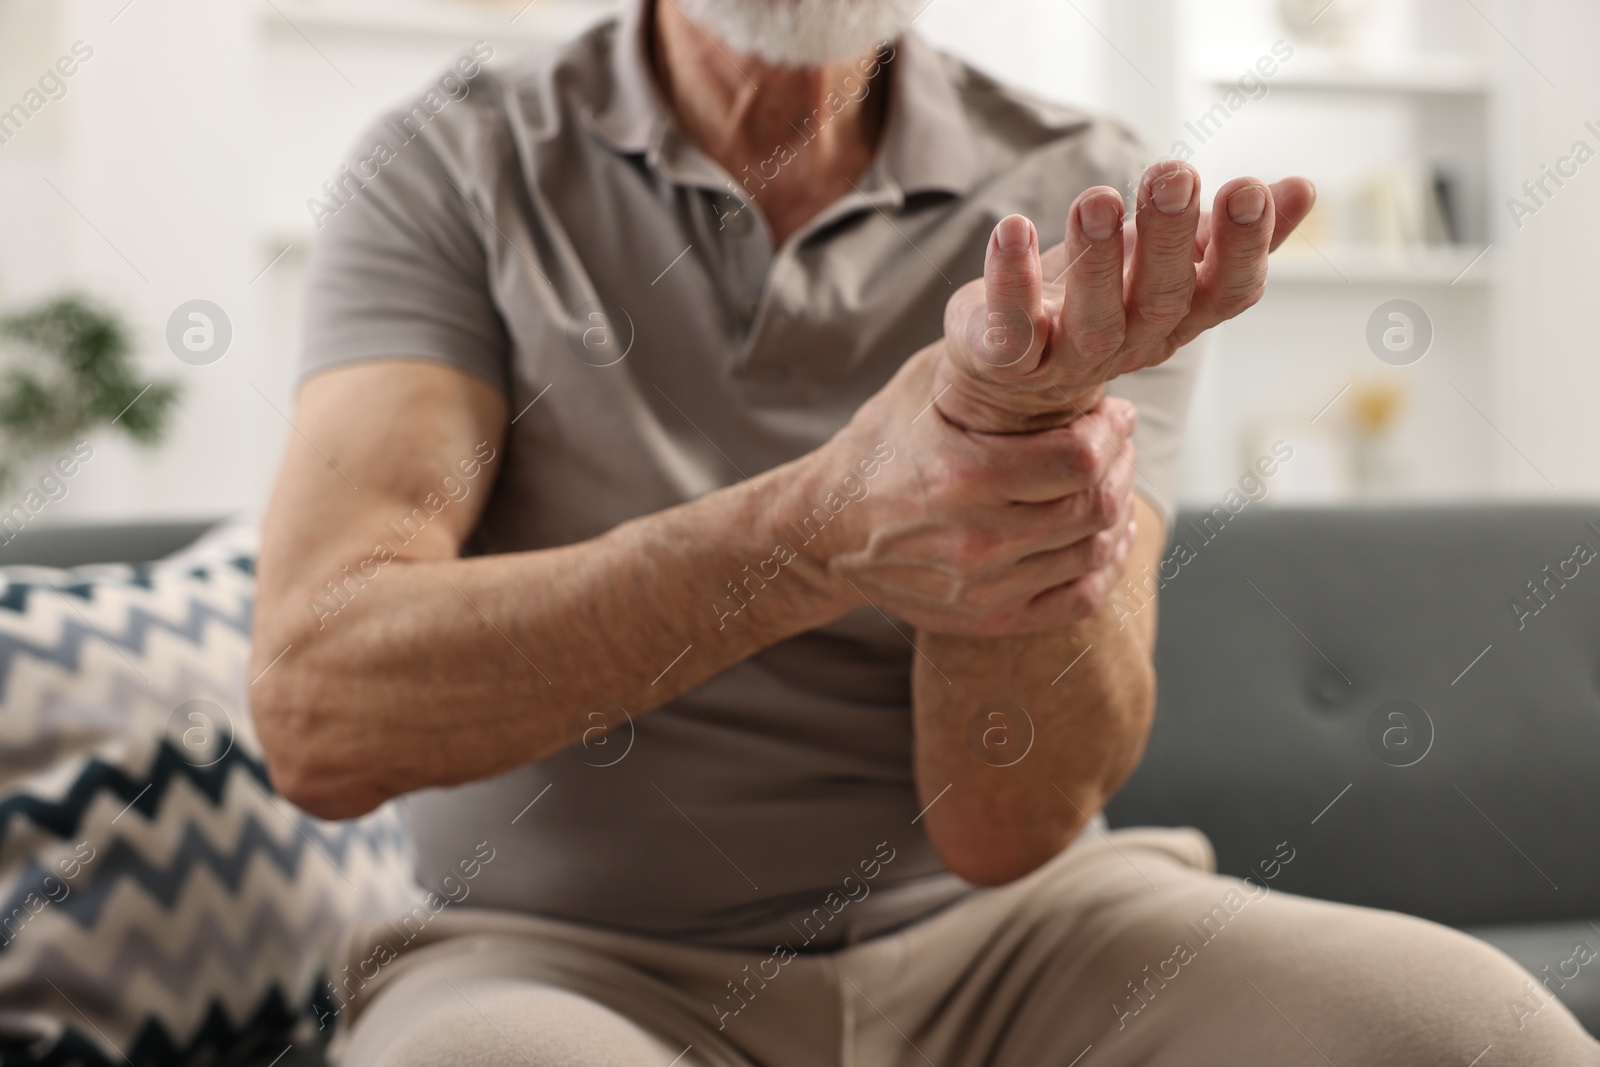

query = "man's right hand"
[809,343,1137,638]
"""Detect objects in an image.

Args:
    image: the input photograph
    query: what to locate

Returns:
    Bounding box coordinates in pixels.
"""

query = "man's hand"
[934,162,1317,434]
[811,345,1137,638]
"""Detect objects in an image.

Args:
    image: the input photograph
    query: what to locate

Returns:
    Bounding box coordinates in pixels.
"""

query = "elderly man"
[251,0,1600,1063]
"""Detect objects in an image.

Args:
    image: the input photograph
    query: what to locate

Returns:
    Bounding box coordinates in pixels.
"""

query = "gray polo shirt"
[299,0,1198,950]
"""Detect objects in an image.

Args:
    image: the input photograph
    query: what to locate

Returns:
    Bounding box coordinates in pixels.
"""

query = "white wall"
[2,0,272,522]
[1493,0,1600,497]
[916,0,1108,113]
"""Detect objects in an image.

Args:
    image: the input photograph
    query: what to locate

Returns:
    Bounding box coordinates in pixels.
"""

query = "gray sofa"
[5,505,1597,1048]
[1107,505,1600,1032]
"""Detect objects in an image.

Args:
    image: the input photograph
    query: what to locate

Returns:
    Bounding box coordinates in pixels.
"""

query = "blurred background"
[0,0,1595,521]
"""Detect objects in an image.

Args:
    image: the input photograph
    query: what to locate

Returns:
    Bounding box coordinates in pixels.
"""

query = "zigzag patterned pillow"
[0,533,421,1066]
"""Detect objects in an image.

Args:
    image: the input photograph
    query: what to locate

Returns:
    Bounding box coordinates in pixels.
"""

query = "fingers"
[957,397,1136,504]
[1170,177,1275,349]
[1056,185,1128,371]
[1010,444,1135,552]
[982,507,1133,611]
[1019,516,1137,629]
[940,427,1137,603]
[1267,176,1317,252]
[945,214,1051,381]
[1123,161,1201,353]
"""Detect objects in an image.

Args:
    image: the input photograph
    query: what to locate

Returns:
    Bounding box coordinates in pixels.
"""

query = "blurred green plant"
[0,294,180,492]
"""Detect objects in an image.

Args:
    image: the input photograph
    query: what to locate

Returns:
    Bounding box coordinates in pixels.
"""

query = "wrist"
[934,359,1106,434]
[745,445,870,624]
[603,455,859,642]
[768,432,907,617]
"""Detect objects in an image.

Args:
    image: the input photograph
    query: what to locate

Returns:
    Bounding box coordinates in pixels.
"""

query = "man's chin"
[667,0,918,67]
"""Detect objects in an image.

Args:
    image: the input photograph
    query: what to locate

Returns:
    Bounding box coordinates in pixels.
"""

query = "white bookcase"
[1168,0,1503,504]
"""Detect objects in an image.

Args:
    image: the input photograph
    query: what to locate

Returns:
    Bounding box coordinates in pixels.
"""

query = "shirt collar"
[583,0,975,199]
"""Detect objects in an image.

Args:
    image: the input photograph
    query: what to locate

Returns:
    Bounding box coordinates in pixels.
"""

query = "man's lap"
[333,827,1599,1067]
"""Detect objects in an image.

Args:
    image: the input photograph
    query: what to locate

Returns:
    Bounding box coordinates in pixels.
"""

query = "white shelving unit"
[1170,0,1501,505]
[1199,55,1490,96]
[257,0,607,43]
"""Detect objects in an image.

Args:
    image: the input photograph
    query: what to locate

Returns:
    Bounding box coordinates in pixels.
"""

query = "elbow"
[928,815,1093,887]
[919,785,1100,887]
[941,842,1072,888]
[249,658,388,821]
[923,663,1160,889]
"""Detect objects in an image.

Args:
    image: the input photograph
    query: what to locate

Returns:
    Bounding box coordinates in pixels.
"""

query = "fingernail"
[1151,168,1195,214]
[995,214,1033,252]
[1079,194,1121,241]
[1227,184,1267,225]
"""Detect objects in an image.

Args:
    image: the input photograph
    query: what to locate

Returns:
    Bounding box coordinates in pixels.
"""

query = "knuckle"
[943,287,984,340]
[1215,280,1267,318]
[1073,317,1126,359]
[1061,438,1101,480]
[943,301,965,339]
[1084,481,1120,528]
[1061,589,1097,623]
[1136,285,1194,326]
[1140,226,1197,260]
[978,309,1039,364]
[1082,532,1109,570]
[1090,527,1120,567]
[1077,254,1125,289]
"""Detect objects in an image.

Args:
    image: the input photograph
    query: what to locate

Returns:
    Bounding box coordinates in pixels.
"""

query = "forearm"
[911,500,1164,885]
[252,450,853,818]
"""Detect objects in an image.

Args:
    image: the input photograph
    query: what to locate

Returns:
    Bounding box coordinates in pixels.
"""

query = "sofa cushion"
[0,533,420,1066]
[1108,506,1600,929]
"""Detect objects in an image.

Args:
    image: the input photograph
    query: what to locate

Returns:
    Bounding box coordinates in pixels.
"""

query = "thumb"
[964,214,1049,378]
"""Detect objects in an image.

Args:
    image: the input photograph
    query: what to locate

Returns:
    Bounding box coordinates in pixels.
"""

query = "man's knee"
[1196,898,1600,1065]
[1079,877,1600,1065]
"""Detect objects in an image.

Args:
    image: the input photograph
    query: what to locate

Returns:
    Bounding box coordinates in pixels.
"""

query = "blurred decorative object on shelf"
[0,294,181,493]
[1277,0,1372,50]
[1346,377,1408,497]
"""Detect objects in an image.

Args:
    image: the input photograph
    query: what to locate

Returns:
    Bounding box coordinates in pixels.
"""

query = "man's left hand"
[934,162,1316,434]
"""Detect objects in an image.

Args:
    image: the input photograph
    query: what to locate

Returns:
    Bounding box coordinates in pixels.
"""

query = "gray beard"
[666,0,920,66]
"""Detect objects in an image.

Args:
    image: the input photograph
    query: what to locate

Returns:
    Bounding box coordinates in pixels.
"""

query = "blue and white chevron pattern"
[0,533,422,1066]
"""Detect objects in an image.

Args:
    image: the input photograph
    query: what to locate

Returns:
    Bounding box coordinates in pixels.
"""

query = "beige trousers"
[331,827,1599,1067]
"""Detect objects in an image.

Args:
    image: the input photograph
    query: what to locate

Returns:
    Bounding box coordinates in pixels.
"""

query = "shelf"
[256,0,620,46]
[1266,244,1493,286]
[1201,54,1489,97]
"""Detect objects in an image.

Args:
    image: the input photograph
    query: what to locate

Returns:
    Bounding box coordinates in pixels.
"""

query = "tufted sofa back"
[1108,505,1600,929]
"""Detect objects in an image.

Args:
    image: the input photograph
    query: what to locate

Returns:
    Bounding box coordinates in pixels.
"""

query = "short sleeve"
[297,108,511,395]
[1106,343,1203,528]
